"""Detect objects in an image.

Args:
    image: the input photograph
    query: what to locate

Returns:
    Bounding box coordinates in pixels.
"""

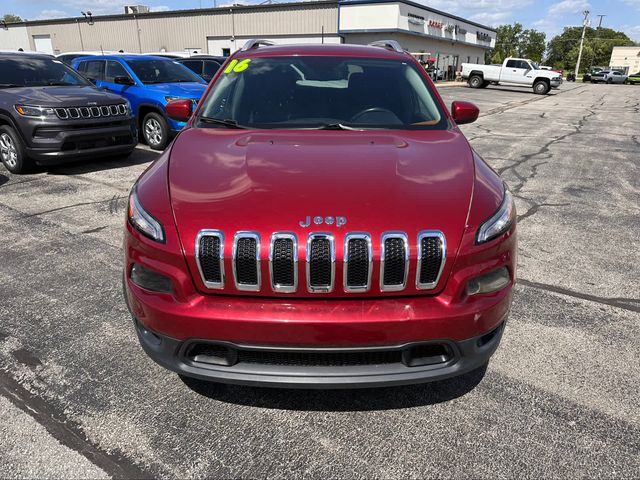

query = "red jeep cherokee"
[123,40,516,388]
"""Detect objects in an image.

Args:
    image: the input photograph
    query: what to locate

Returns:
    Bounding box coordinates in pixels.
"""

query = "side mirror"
[166,99,193,122]
[114,76,134,86]
[451,101,479,125]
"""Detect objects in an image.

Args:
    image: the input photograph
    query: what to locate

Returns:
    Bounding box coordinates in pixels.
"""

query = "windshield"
[198,56,447,130]
[127,59,205,84]
[0,57,91,88]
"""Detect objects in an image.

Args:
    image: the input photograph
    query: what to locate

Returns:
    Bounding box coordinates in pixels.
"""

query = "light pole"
[574,10,590,77]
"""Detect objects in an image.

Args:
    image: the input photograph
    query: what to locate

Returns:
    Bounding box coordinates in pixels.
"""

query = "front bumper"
[22,117,137,164]
[551,78,563,88]
[133,315,507,388]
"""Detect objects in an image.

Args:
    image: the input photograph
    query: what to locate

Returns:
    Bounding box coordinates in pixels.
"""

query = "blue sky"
[3,0,640,41]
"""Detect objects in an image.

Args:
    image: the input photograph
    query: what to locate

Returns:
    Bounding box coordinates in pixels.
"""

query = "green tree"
[486,23,546,64]
[2,14,23,23]
[546,27,634,73]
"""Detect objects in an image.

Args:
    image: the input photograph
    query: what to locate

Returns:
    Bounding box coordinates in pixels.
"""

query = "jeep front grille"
[307,234,335,292]
[233,232,261,291]
[195,230,445,294]
[54,104,127,120]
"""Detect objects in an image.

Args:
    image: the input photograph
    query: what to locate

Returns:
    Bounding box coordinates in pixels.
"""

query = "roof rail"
[241,39,276,52]
[368,40,405,54]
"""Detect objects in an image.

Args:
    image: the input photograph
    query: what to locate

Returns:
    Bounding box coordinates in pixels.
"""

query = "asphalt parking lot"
[1,82,639,478]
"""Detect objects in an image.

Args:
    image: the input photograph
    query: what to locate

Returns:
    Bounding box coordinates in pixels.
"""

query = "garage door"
[33,35,54,54]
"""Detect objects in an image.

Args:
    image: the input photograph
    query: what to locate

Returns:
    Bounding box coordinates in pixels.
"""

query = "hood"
[3,86,126,106]
[145,82,207,99]
[168,128,475,297]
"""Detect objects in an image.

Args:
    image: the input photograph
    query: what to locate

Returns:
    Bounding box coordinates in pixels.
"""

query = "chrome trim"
[306,233,335,293]
[118,104,127,115]
[343,233,372,293]
[416,230,446,290]
[55,108,68,119]
[101,106,110,116]
[232,231,261,292]
[68,107,79,119]
[90,106,101,117]
[379,232,409,292]
[109,105,118,115]
[269,232,298,293]
[195,230,225,289]
[79,107,90,118]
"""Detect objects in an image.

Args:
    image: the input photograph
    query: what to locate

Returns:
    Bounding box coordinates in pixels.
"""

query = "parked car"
[176,56,227,82]
[590,70,627,84]
[123,40,516,388]
[72,55,207,149]
[461,58,562,94]
[0,52,136,174]
[582,68,603,83]
[627,72,640,84]
[56,51,119,65]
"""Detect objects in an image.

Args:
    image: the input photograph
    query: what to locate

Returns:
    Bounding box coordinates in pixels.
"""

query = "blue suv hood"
[146,82,207,99]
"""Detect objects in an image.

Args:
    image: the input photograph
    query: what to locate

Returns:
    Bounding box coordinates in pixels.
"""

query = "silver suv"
[590,70,628,84]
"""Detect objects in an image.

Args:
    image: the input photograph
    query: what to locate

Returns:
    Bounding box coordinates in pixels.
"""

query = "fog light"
[130,263,172,293]
[466,267,510,296]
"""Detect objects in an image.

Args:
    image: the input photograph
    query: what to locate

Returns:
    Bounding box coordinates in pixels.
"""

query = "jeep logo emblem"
[299,216,347,228]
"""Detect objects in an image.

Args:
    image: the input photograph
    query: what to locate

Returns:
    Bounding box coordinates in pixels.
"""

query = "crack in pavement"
[0,369,152,479]
[518,278,640,313]
[16,196,127,219]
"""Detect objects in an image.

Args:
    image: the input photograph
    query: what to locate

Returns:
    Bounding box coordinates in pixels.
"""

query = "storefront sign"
[477,31,492,42]
[428,20,444,29]
[408,13,425,25]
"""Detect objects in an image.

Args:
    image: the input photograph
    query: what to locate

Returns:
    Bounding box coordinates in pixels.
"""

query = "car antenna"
[100,45,104,55]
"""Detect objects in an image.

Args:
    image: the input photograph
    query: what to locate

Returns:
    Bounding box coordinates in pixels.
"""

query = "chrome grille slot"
[380,232,408,291]
[55,108,68,119]
[90,106,101,117]
[109,105,118,115]
[344,233,372,292]
[233,232,261,291]
[68,108,80,119]
[416,231,445,289]
[101,106,110,116]
[79,107,90,118]
[306,233,335,293]
[195,230,224,289]
[118,104,127,115]
[269,233,297,293]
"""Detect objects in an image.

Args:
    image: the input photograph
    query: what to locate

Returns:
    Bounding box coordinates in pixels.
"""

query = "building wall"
[0,25,30,50]
[207,35,342,56]
[24,2,339,54]
[609,46,640,73]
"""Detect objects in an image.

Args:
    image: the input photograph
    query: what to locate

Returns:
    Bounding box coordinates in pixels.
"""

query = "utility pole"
[574,10,590,77]
[596,14,606,28]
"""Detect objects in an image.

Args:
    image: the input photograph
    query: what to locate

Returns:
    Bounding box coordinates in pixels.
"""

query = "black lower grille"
[309,237,332,288]
[419,236,443,285]
[238,349,401,367]
[272,238,295,287]
[235,237,258,285]
[383,237,406,286]
[346,237,369,288]
[198,235,222,284]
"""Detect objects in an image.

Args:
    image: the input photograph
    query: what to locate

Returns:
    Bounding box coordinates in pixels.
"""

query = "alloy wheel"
[0,133,18,169]
[144,118,163,146]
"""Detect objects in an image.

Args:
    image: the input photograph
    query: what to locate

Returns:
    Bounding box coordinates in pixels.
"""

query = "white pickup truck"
[461,58,563,95]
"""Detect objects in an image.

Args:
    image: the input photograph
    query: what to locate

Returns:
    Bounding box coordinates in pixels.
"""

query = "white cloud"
[548,0,590,17]
[622,24,640,41]
[412,0,533,27]
[37,9,69,20]
[150,5,170,11]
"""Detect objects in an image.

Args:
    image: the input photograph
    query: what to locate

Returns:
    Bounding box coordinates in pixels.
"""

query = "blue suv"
[72,55,207,150]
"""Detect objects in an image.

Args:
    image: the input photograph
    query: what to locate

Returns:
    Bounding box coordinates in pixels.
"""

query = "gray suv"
[0,53,137,174]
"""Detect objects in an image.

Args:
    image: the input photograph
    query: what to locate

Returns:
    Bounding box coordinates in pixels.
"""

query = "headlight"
[123,100,132,115]
[14,105,56,117]
[476,186,515,244]
[164,96,183,103]
[127,186,165,243]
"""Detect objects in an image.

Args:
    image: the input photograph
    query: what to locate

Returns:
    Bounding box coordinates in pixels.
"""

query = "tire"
[606,78,613,84]
[533,80,550,95]
[142,112,169,151]
[468,75,483,89]
[0,125,33,174]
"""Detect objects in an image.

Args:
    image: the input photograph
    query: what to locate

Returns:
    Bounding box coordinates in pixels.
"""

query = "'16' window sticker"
[224,59,251,74]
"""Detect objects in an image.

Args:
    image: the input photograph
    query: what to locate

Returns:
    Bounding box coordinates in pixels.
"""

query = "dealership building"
[0,0,496,73]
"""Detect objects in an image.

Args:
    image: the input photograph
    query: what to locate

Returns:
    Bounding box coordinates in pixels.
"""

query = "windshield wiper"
[0,83,22,89]
[316,123,360,131]
[46,81,73,86]
[199,117,248,129]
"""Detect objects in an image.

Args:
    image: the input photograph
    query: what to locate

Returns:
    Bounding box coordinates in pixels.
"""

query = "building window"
[222,48,231,57]
[467,56,470,63]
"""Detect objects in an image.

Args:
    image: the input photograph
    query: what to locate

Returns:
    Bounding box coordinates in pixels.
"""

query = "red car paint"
[124,43,516,388]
